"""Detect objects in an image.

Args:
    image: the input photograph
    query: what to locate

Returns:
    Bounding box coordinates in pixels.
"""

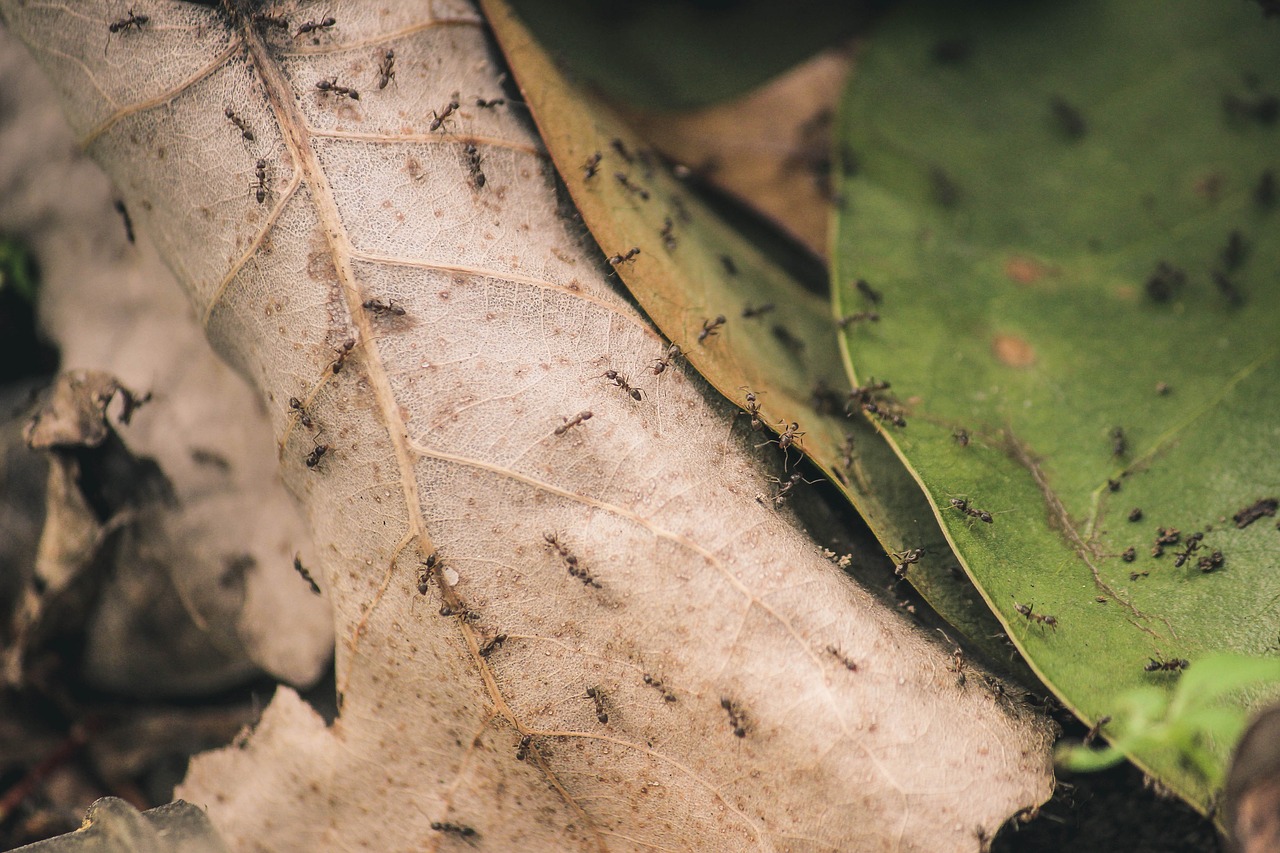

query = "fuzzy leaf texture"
[0,2,1054,850]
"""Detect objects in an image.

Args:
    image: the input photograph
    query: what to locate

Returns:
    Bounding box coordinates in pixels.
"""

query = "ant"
[362,298,405,316]
[614,172,650,201]
[250,158,269,204]
[515,734,532,761]
[825,644,858,672]
[953,428,970,447]
[659,217,677,251]
[113,200,136,244]
[224,106,254,141]
[583,152,602,180]
[1144,656,1189,673]
[761,472,820,507]
[316,77,359,100]
[860,398,906,428]
[295,16,336,38]
[376,49,395,89]
[1012,599,1058,631]
[430,822,477,839]
[304,438,329,469]
[720,697,747,738]
[643,674,677,703]
[1198,550,1225,572]
[607,247,640,266]
[1083,715,1111,746]
[757,421,805,463]
[649,343,681,375]
[330,337,355,374]
[293,554,321,595]
[949,497,993,524]
[836,311,879,328]
[741,303,775,319]
[288,396,313,429]
[429,93,460,132]
[601,369,644,401]
[585,687,608,723]
[855,278,883,304]
[544,531,600,587]
[415,553,435,596]
[475,97,505,108]
[742,390,764,431]
[108,8,149,34]
[610,138,634,164]
[251,12,289,30]
[697,315,726,343]
[1110,426,1127,458]
[463,143,485,188]
[1172,532,1204,568]
[478,633,507,657]
[554,411,592,435]
[891,548,924,579]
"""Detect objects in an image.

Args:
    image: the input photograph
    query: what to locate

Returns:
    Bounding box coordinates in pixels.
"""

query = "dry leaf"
[1,1,1053,848]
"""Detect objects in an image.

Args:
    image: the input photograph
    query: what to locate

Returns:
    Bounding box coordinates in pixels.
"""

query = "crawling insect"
[429,93,461,132]
[583,152,602,180]
[554,411,592,435]
[288,396,313,429]
[697,315,726,343]
[475,96,505,108]
[836,311,879,328]
[891,548,924,579]
[602,369,644,401]
[1012,599,1058,631]
[316,77,359,100]
[224,106,255,141]
[607,247,640,266]
[109,8,149,34]
[649,343,682,375]
[1144,656,1189,673]
[376,49,395,89]
[295,16,337,38]
[250,158,269,204]
[950,497,993,524]
[362,298,405,316]
[305,441,329,469]
[742,390,764,431]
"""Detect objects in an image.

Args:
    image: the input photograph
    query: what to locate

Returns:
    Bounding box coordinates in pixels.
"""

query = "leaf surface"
[834,0,1280,811]
[3,1,1054,848]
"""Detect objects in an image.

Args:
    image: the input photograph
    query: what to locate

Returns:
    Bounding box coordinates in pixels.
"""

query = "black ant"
[697,315,726,343]
[478,633,507,657]
[330,338,355,373]
[860,398,906,428]
[720,697,747,738]
[855,278,883,304]
[1012,599,1058,631]
[295,16,336,38]
[585,687,608,723]
[891,548,923,579]
[515,734,532,761]
[1083,715,1111,746]
[741,303,775,319]
[836,311,879,328]
[430,822,477,839]
[757,421,805,459]
[953,428,970,447]
[1110,426,1127,458]
[583,152,602,180]
[760,472,819,507]
[362,298,405,316]
[305,439,329,469]
[610,138,634,164]
[649,343,681,375]
[949,497,993,524]
[250,158,269,204]
[1172,532,1204,568]
[1144,656,1189,673]
[543,532,600,587]
[376,49,395,89]
[429,93,460,132]
[475,97,505,108]
[113,200,135,244]
[293,554,321,595]
[607,247,640,266]
[463,143,485,188]
[415,554,433,596]
[825,645,858,672]
[316,77,359,100]
[251,12,289,30]
[109,8,149,34]
[659,217,677,251]
[643,674,677,702]
[614,172,650,201]
[224,106,254,141]
[601,369,643,401]
[288,396,313,429]
[554,411,592,435]
[742,390,764,431]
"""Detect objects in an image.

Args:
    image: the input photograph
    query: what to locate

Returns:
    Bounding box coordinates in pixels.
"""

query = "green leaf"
[834,0,1280,812]
[485,0,1027,670]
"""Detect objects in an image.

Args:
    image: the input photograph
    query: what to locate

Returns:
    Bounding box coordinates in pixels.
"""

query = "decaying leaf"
[0,25,332,696]
[13,797,229,853]
[1,1,1054,848]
